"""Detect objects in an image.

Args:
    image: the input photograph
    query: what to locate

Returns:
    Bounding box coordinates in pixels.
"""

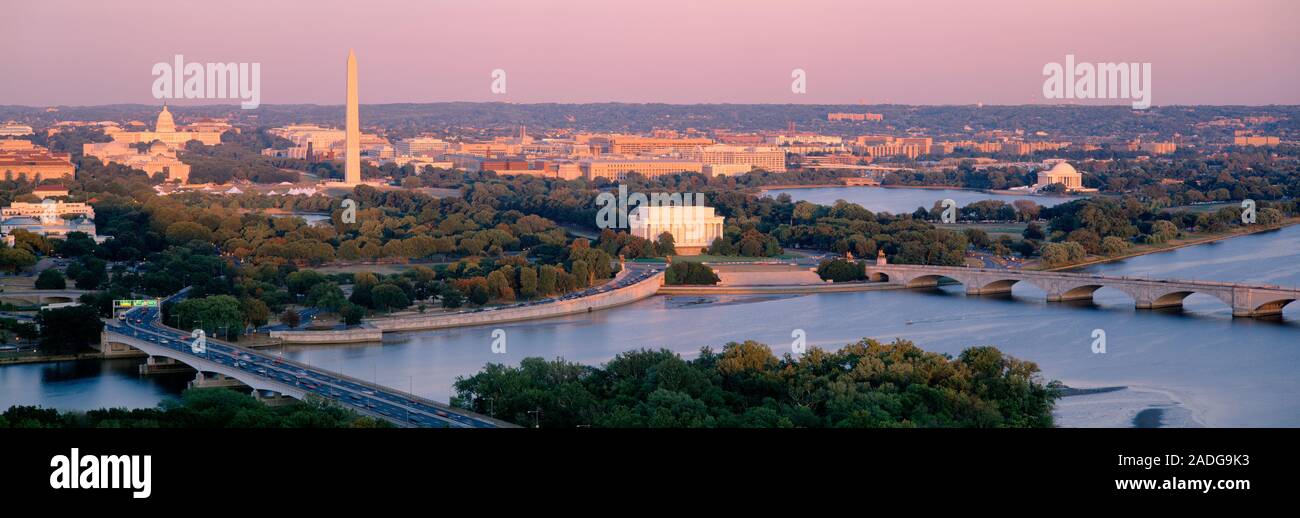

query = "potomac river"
[4,221,1298,428]
[763,185,1081,214]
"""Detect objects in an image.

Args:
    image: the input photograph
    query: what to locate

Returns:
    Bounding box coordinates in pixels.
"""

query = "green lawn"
[1159,202,1236,215]
[669,254,797,263]
[936,222,1028,240]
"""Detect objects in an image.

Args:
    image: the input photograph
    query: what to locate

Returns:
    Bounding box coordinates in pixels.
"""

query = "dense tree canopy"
[453,338,1058,428]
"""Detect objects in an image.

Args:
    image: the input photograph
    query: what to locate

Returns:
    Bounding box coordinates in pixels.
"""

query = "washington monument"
[344,49,360,185]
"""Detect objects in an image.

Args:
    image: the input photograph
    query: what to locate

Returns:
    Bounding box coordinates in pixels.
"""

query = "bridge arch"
[1150,290,1197,308]
[1029,280,1108,302]
[1251,297,1297,317]
[1060,284,1105,300]
[976,278,1020,292]
[864,265,1298,319]
[904,274,965,289]
[1126,287,1235,312]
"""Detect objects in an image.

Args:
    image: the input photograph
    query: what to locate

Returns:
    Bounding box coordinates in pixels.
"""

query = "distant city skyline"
[4,0,1298,107]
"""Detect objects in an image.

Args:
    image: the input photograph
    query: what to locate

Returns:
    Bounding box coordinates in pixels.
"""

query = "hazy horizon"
[5,0,1298,106]
[7,101,1300,109]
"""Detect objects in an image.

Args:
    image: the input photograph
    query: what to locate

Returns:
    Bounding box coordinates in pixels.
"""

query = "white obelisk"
[344,49,361,185]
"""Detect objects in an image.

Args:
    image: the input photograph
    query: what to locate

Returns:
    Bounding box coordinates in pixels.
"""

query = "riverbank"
[367,270,664,334]
[0,351,106,366]
[658,281,901,296]
[763,182,1081,198]
[757,183,852,191]
[1053,385,1205,428]
[1044,218,1300,272]
[761,183,968,193]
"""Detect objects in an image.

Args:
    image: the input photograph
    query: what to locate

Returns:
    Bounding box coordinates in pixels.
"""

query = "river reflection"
[0,358,190,411]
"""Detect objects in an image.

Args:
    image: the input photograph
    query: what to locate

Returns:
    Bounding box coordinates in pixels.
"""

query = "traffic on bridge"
[103,295,513,428]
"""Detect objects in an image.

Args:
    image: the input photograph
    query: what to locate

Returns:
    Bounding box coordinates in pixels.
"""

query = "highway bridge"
[0,288,88,305]
[865,263,1299,318]
[102,303,515,428]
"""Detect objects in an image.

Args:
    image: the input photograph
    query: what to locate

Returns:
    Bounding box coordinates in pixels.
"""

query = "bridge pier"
[1235,306,1284,318]
[1232,301,1287,318]
[96,331,147,358]
[966,285,1015,296]
[189,372,247,390]
[253,389,296,407]
[139,356,195,376]
[1231,287,1296,318]
[1134,298,1186,310]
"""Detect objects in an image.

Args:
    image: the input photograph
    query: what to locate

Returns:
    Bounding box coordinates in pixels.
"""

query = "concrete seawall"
[260,272,906,344]
[366,271,665,333]
[658,281,902,295]
[270,327,384,344]
[273,273,904,343]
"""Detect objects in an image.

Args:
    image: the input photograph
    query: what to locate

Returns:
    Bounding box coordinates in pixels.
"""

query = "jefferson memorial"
[1034,161,1095,193]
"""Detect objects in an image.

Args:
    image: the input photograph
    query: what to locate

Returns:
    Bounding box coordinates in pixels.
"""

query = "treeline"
[178,131,301,184]
[1034,196,1292,267]
[428,170,969,265]
[453,338,1058,428]
[663,262,720,285]
[159,239,618,339]
[879,151,1300,205]
[914,198,1044,222]
[55,174,585,269]
[10,168,625,342]
[0,388,391,428]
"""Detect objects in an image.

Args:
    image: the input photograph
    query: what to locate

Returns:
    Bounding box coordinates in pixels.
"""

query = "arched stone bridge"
[864,264,1298,318]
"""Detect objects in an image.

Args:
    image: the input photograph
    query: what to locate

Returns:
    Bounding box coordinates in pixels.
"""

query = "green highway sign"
[112,299,160,309]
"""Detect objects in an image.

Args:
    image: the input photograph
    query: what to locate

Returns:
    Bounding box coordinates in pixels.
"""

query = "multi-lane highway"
[104,297,513,428]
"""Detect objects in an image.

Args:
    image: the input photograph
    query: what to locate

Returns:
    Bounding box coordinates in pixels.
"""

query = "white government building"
[1033,161,1096,193]
[1,200,103,245]
[629,204,726,255]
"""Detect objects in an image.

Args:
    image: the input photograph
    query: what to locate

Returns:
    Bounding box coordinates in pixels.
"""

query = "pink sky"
[4,0,1297,106]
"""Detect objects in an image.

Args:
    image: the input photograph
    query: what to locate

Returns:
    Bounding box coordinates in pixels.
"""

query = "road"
[105,292,511,428]
[263,263,663,332]
[257,307,327,332]
[966,251,1023,270]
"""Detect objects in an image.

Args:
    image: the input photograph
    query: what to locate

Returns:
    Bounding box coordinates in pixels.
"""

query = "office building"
[0,140,74,182]
[580,159,703,181]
